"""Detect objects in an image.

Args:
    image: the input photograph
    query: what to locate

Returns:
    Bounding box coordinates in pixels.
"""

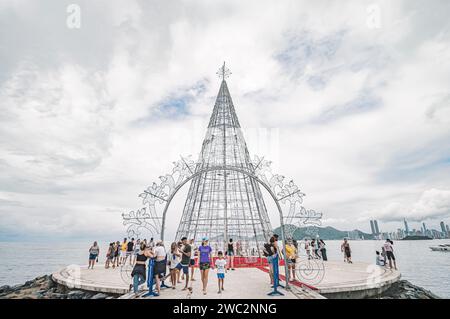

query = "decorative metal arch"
[159,165,286,241]
[122,155,323,287]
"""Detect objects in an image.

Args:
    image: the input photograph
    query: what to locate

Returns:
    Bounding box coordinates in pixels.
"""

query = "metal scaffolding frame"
[174,63,272,254]
[122,63,323,264]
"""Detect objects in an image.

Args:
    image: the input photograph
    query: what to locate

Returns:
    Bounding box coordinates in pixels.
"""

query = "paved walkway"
[52,260,400,299]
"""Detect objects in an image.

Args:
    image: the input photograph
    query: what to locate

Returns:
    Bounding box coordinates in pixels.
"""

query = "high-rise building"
[432,229,441,239]
[440,221,446,236]
[422,222,427,234]
[446,224,450,236]
[370,220,375,235]
[404,219,410,235]
[374,220,380,235]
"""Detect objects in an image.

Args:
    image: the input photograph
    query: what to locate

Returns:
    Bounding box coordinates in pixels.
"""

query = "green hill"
[273,225,374,240]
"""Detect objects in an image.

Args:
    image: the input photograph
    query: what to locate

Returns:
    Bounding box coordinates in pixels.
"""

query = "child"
[214,251,227,294]
[376,251,385,266]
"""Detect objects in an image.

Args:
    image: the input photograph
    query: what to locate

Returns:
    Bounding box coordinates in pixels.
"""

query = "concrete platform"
[52,265,302,299]
[315,261,401,299]
[52,260,400,299]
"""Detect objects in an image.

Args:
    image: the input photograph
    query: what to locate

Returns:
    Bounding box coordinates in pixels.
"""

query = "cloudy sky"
[1,0,450,241]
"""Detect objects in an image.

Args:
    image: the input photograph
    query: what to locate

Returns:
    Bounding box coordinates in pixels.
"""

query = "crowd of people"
[86,235,398,296]
[261,236,328,283]
[88,236,236,296]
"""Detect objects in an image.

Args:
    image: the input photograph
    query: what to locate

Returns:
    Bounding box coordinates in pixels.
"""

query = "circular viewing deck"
[52,260,400,299]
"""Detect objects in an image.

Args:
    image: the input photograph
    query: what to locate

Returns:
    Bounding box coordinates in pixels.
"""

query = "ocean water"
[0,239,449,298]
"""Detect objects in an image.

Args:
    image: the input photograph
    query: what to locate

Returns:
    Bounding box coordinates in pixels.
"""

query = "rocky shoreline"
[376,280,441,299]
[0,275,441,299]
[0,275,119,299]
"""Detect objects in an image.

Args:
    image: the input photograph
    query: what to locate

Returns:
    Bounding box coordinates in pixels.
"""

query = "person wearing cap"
[198,237,213,295]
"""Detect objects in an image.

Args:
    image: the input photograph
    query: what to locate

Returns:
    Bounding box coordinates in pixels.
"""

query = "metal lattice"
[122,64,324,274]
[175,64,272,254]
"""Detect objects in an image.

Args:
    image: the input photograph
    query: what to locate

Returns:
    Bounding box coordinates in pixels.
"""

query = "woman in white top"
[169,242,182,289]
[153,241,166,294]
[88,241,99,269]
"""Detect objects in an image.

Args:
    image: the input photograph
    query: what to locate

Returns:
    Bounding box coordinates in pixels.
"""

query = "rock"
[67,290,86,299]
[379,280,441,299]
[45,278,56,289]
[10,284,22,292]
[56,283,69,294]
[91,293,108,299]
[0,285,11,294]
[82,292,94,299]
[36,275,48,281]
[45,287,56,294]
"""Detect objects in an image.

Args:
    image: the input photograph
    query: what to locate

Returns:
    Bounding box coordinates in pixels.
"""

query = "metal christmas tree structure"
[122,63,323,263]
[174,63,272,253]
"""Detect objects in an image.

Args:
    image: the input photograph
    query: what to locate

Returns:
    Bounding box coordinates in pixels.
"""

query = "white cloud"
[1,0,450,239]
[364,189,450,222]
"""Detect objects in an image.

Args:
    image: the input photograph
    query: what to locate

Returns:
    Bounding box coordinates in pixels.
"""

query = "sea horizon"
[1,239,449,298]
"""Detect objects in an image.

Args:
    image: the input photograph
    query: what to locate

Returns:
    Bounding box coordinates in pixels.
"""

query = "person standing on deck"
[311,239,320,259]
[180,237,192,291]
[132,239,141,265]
[227,238,235,271]
[113,241,120,268]
[285,239,297,282]
[198,237,213,295]
[131,242,153,295]
[341,238,352,263]
[189,239,197,281]
[304,238,312,260]
[176,241,184,284]
[153,241,167,295]
[263,236,275,285]
[271,235,281,283]
[383,239,397,270]
[88,241,99,269]
[105,242,114,269]
[120,238,128,265]
[319,239,327,261]
[126,238,135,266]
[215,251,227,294]
[168,242,182,289]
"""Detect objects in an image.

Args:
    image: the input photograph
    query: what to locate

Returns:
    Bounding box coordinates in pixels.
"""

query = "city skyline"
[367,218,449,240]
